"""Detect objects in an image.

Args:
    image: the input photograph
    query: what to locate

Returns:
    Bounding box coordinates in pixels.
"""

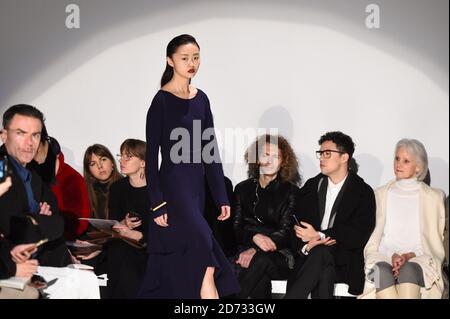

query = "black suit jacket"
[292,171,375,295]
[0,145,70,269]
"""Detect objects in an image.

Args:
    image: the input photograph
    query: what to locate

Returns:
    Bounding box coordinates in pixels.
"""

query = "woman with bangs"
[106,138,150,298]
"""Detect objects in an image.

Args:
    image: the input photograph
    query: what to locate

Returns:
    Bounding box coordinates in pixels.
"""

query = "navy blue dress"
[138,89,240,298]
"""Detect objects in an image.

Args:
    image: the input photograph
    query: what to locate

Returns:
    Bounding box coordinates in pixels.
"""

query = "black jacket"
[204,176,237,257]
[234,177,299,251]
[0,145,70,274]
[0,239,15,279]
[292,171,376,295]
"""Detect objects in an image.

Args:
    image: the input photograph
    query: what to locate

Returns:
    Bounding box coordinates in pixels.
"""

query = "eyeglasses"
[316,150,345,159]
[116,154,134,161]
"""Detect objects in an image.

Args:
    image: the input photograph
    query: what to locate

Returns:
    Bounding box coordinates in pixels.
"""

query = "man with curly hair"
[233,134,301,298]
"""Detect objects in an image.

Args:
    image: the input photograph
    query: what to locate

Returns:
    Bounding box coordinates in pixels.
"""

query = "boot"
[376,285,398,299]
[397,283,420,299]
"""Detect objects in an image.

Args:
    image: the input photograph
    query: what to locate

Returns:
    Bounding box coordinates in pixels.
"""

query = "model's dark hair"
[160,34,200,87]
[318,131,355,159]
[83,144,122,219]
[2,104,45,129]
[245,134,301,185]
[120,138,146,161]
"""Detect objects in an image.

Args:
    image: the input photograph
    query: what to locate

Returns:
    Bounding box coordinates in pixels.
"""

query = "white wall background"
[1,0,448,194]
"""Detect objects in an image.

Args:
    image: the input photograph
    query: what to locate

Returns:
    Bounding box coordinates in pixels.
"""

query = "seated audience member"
[0,156,99,300]
[285,131,375,299]
[0,177,39,299]
[361,139,445,299]
[83,144,123,223]
[204,176,238,259]
[29,128,91,240]
[106,139,149,298]
[0,104,70,268]
[234,134,300,299]
[70,144,122,298]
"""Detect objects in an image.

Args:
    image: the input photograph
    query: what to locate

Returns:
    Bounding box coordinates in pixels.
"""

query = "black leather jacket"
[233,177,299,251]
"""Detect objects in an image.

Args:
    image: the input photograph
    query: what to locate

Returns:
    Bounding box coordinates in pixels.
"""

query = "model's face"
[318,141,347,176]
[259,143,282,176]
[89,153,114,182]
[394,147,418,180]
[119,152,144,176]
[1,114,42,166]
[168,43,200,80]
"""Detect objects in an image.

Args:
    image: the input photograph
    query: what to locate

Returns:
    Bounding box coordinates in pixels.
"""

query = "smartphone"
[0,155,9,183]
[291,214,301,226]
[127,211,141,221]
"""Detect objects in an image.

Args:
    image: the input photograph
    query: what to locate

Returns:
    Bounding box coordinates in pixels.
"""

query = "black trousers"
[285,245,337,299]
[237,250,291,299]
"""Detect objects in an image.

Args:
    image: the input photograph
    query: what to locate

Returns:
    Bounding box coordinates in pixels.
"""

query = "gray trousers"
[369,261,425,292]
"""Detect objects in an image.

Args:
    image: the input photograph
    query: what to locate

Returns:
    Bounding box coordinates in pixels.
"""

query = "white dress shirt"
[302,174,348,255]
[320,175,348,230]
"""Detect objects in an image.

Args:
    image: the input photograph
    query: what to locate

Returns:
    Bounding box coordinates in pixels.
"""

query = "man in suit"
[0,104,70,267]
[285,131,376,299]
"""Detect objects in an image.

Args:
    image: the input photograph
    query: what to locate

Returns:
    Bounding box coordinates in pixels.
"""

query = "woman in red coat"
[31,135,91,240]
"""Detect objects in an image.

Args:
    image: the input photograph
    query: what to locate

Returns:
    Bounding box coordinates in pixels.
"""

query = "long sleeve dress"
[138,89,240,298]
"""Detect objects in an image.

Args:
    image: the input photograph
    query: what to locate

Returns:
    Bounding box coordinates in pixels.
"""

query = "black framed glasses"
[316,150,345,159]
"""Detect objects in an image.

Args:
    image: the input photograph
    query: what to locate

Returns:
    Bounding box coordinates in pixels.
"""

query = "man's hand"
[306,236,336,253]
[0,176,12,197]
[39,202,52,216]
[217,205,231,221]
[10,243,37,263]
[294,221,320,242]
[235,248,257,268]
[15,259,38,277]
[253,234,277,252]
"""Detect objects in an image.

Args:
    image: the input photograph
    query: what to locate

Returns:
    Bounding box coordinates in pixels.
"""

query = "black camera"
[0,155,11,183]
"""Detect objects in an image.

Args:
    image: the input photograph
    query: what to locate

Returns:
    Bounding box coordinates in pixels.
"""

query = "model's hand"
[235,248,257,268]
[154,213,169,227]
[294,222,320,242]
[0,176,12,197]
[253,234,277,252]
[217,205,231,221]
[10,243,37,263]
[39,202,52,216]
